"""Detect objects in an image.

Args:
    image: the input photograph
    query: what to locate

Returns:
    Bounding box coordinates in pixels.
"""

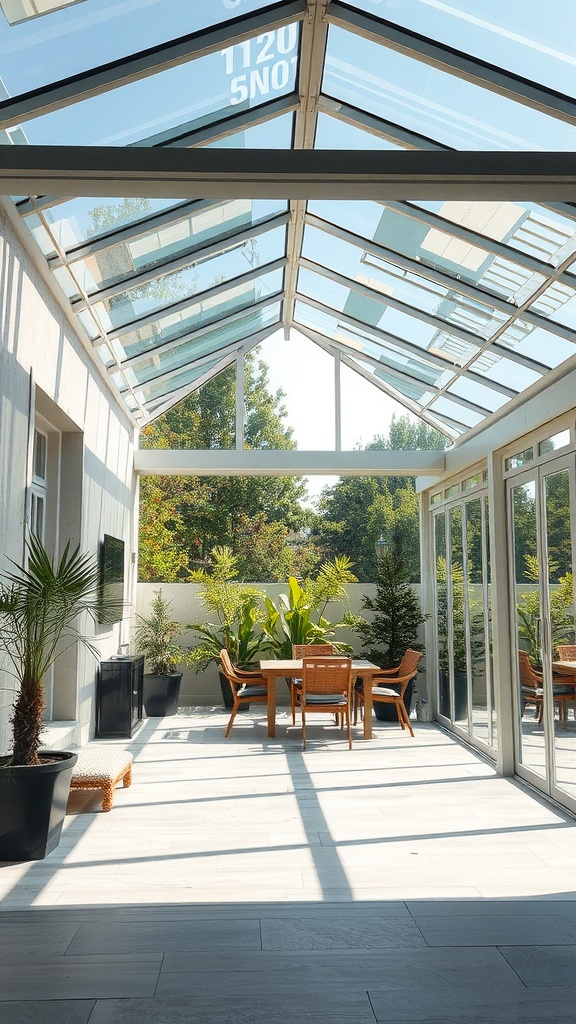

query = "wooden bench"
[69,749,133,811]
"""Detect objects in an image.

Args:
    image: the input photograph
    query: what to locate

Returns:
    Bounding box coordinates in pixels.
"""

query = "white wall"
[135,582,428,707]
[0,204,138,752]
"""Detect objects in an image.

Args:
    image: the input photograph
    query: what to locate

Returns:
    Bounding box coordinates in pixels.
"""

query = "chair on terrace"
[518,649,574,723]
[556,645,576,662]
[290,644,336,725]
[219,649,269,738]
[353,648,422,737]
[297,656,353,750]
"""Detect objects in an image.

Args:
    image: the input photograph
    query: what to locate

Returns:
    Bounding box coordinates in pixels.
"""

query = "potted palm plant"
[0,534,115,861]
[134,589,191,716]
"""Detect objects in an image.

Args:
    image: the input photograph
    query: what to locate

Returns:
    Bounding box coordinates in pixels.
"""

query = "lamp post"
[375,535,389,561]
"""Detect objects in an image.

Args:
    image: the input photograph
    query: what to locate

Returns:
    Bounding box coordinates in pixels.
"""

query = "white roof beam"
[134,447,447,477]
[284,0,330,327]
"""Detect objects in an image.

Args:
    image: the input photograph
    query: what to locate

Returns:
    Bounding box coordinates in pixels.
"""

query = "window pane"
[344,1,576,97]
[0,1,290,94]
[324,25,576,150]
[15,23,300,145]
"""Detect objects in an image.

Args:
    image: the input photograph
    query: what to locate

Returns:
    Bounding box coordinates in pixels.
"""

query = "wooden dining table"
[551,659,576,685]
[259,658,382,739]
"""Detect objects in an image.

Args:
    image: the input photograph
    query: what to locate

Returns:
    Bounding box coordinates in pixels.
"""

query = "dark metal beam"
[1,148,576,200]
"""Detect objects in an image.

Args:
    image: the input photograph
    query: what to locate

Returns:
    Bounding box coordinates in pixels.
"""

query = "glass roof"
[1,0,576,439]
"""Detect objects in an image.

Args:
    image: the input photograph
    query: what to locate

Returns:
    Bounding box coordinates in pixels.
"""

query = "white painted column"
[236,351,245,451]
[487,450,515,776]
[334,350,341,452]
[419,490,437,713]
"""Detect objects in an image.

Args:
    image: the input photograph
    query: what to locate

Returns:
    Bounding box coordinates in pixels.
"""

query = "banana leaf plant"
[261,557,360,660]
[0,534,120,767]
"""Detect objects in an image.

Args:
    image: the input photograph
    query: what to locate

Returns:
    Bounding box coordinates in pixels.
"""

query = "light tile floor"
[1,706,576,1022]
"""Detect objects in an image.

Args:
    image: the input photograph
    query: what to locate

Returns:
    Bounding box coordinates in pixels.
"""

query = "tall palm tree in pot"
[0,534,118,860]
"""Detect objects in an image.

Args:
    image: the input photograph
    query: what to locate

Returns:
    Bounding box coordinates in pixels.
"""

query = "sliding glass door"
[509,453,576,806]
[434,491,495,754]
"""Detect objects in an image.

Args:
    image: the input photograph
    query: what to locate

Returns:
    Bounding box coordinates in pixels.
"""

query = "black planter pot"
[143,672,183,716]
[373,680,414,722]
[0,750,78,862]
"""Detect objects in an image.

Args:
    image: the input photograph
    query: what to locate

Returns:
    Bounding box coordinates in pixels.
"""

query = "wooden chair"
[290,644,336,725]
[219,649,269,737]
[557,645,576,661]
[297,657,353,750]
[518,650,574,723]
[353,648,422,737]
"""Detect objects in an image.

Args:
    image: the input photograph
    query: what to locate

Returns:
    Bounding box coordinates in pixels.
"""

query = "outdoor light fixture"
[375,535,389,560]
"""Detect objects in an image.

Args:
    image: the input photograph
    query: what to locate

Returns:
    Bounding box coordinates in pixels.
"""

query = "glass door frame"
[433,488,495,757]
[506,452,576,811]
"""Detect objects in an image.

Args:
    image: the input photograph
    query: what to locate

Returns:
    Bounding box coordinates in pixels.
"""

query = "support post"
[335,350,341,452]
[236,352,245,451]
[487,450,515,776]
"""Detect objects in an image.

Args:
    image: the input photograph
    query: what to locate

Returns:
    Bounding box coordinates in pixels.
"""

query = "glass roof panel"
[308,200,547,304]
[207,112,294,149]
[301,223,509,340]
[409,201,576,267]
[530,284,576,331]
[314,112,400,150]
[323,25,576,150]
[497,322,576,368]
[4,0,576,429]
[445,377,509,414]
[14,21,300,145]
[124,302,282,389]
[81,223,287,335]
[293,298,455,387]
[129,356,226,410]
[297,265,465,352]
[428,396,484,429]
[25,197,186,253]
[109,267,284,365]
[0,0,290,93]
[61,200,287,296]
[344,1,576,97]
[473,354,541,392]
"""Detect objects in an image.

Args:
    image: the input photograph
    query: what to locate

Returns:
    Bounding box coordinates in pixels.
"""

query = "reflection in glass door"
[510,457,576,804]
[467,499,492,747]
[434,494,495,753]
[542,463,576,804]
[435,513,450,719]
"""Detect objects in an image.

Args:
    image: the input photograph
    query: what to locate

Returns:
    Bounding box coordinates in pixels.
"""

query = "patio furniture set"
[219,645,422,747]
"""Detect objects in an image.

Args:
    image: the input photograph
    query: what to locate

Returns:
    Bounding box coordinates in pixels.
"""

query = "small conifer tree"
[356,548,427,667]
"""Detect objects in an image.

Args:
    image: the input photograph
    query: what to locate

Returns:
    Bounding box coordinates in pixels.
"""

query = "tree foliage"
[313,414,448,582]
[138,355,312,580]
[354,549,427,667]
